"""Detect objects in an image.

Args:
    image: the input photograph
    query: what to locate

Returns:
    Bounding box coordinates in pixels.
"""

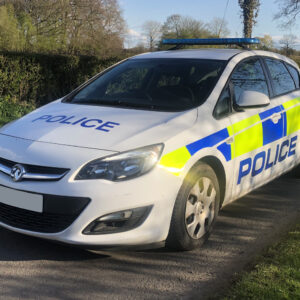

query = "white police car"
[0,38,299,251]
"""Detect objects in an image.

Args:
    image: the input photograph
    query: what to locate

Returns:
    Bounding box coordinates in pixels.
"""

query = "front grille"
[0,157,69,181]
[0,194,90,233]
[0,202,75,233]
[0,157,68,174]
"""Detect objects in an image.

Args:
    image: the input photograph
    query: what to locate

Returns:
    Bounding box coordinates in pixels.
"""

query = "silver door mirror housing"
[235,90,270,110]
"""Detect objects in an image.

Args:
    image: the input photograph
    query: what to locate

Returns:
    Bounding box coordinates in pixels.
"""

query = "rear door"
[263,58,300,171]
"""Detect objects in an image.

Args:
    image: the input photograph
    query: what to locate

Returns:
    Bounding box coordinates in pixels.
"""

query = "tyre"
[166,162,220,251]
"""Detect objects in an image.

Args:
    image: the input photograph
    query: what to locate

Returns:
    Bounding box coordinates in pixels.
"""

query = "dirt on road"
[0,174,299,300]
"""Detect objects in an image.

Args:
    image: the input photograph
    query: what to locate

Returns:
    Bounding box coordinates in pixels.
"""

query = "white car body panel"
[133,49,242,60]
[1,101,197,152]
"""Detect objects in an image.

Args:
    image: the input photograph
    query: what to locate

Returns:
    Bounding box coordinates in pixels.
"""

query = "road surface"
[0,173,299,300]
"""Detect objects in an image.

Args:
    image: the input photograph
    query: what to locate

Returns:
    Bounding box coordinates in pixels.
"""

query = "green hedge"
[0,52,121,106]
[292,56,300,67]
[0,96,34,126]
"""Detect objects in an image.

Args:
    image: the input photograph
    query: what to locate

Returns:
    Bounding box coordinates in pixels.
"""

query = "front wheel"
[166,162,220,251]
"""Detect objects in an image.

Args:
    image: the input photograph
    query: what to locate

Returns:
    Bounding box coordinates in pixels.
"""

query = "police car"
[0,38,299,251]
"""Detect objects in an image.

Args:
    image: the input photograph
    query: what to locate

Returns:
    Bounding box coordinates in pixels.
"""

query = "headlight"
[75,144,164,181]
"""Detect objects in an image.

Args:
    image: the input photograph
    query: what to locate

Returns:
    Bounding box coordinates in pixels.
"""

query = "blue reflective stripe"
[217,142,231,161]
[280,105,287,137]
[259,106,281,120]
[261,119,283,145]
[259,106,284,146]
[186,128,229,156]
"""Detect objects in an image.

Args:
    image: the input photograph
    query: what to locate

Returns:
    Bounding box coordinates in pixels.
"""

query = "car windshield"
[68,58,225,112]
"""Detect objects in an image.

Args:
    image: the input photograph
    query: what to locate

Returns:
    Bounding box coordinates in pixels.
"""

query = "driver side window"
[231,58,269,102]
[214,58,269,119]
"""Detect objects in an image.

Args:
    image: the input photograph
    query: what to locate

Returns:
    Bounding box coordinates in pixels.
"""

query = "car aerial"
[0,38,299,251]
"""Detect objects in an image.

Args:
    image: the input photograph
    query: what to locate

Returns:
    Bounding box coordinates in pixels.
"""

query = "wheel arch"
[199,156,226,207]
[166,154,226,250]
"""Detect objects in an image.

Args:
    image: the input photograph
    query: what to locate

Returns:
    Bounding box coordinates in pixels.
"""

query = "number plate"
[0,186,43,213]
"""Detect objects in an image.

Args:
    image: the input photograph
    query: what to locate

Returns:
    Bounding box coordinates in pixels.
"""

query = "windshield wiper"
[73,99,109,105]
[72,98,161,110]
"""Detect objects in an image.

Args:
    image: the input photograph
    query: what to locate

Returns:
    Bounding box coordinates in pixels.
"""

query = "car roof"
[130,49,299,69]
[131,49,243,61]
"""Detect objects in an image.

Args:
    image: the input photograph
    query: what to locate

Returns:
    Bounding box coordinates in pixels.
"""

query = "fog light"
[83,205,153,235]
[99,210,132,222]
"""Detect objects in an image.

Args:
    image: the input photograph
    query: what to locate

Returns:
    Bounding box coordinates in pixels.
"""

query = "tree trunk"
[239,0,260,38]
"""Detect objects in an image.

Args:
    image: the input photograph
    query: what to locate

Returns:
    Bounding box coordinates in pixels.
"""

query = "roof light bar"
[162,38,260,46]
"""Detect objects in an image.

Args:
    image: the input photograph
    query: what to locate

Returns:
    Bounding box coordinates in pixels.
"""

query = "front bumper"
[0,193,90,233]
[0,135,182,247]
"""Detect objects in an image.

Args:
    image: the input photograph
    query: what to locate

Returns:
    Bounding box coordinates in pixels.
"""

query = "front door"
[228,57,285,199]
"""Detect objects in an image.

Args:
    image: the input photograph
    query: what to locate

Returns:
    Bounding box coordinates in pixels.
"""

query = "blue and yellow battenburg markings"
[159,97,300,176]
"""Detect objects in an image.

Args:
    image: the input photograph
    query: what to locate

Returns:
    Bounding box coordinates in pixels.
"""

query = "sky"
[120,0,300,49]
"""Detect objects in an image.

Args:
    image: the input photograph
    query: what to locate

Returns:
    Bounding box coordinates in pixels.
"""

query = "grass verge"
[220,223,300,299]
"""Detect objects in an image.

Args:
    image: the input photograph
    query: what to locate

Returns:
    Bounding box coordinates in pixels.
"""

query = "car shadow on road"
[0,173,299,299]
[0,229,108,261]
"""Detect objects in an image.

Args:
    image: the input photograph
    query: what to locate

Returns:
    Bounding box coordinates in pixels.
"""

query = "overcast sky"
[120,0,300,48]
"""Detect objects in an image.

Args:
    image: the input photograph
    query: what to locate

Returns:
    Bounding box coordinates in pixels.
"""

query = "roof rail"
[162,38,260,50]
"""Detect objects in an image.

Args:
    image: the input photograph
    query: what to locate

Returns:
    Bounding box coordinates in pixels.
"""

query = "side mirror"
[235,90,270,111]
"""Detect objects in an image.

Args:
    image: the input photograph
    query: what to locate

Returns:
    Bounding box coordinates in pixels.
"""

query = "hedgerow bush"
[0,52,121,106]
[0,96,35,126]
[292,56,300,68]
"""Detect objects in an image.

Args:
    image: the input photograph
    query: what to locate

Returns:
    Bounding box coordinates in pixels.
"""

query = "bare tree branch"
[142,21,161,51]
[275,0,300,28]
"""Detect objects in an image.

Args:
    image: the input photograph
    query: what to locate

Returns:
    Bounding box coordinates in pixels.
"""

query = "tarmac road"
[0,173,299,300]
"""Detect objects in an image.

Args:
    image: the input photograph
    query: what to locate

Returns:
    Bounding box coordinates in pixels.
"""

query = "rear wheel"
[166,162,220,251]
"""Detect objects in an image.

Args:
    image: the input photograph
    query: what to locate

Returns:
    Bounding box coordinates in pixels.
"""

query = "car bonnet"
[0,100,197,151]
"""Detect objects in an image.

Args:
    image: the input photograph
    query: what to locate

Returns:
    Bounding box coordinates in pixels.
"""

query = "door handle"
[270,113,281,124]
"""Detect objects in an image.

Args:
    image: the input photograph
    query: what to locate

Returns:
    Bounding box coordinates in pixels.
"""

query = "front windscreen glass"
[69,58,225,111]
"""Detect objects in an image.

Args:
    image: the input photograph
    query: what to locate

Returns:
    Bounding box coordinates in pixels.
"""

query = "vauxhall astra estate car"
[0,38,299,251]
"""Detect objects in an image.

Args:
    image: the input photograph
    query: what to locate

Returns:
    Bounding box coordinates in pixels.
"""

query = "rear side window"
[287,64,300,88]
[230,58,269,102]
[265,58,295,96]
